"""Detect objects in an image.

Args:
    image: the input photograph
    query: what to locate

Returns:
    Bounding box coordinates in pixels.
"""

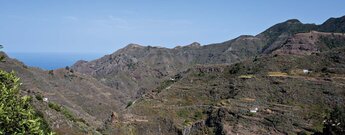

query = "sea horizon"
[6,52,104,70]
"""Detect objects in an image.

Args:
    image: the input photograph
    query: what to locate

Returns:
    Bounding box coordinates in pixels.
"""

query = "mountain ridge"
[71,15,345,101]
[1,15,345,134]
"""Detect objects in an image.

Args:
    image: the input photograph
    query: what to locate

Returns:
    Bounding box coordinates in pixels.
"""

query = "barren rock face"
[70,39,265,99]
[272,31,345,55]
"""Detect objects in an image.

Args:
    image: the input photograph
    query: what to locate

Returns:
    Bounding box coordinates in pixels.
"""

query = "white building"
[303,69,311,74]
[250,107,258,113]
[43,98,48,102]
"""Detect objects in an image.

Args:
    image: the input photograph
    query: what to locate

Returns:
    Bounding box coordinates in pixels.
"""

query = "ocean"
[6,52,104,70]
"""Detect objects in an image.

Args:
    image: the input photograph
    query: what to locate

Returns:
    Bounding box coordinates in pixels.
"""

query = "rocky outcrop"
[272,31,345,55]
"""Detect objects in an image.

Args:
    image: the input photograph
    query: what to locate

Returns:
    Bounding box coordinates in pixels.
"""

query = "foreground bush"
[0,70,53,134]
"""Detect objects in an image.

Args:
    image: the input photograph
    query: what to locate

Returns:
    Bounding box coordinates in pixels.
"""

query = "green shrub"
[36,94,43,101]
[197,72,205,77]
[229,63,241,74]
[321,106,345,134]
[48,102,84,124]
[193,111,203,120]
[61,107,75,122]
[155,80,176,93]
[297,131,308,135]
[48,70,54,75]
[0,70,54,134]
[35,111,52,133]
[177,109,190,118]
[126,101,133,108]
[319,35,345,50]
[247,112,255,116]
[48,102,61,112]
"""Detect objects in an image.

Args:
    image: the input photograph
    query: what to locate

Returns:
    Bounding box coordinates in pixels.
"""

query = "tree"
[0,45,5,61]
[0,47,53,134]
[321,106,345,135]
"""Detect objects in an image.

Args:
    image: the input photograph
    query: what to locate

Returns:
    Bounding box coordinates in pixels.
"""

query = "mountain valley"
[1,15,345,135]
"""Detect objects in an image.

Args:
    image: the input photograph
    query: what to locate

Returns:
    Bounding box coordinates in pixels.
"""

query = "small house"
[43,98,48,102]
[250,107,258,113]
[303,69,311,74]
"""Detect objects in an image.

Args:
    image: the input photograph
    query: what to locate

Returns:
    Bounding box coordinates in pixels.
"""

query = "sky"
[0,0,345,53]
[1,0,345,54]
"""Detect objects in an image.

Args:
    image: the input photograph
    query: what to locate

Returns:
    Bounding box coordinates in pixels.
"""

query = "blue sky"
[1,0,345,54]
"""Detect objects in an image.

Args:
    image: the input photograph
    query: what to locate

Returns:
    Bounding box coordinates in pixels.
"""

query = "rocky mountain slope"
[0,15,344,134]
[272,31,345,55]
[0,53,129,134]
[108,46,345,134]
[71,38,265,99]
[71,16,345,101]
[97,16,345,134]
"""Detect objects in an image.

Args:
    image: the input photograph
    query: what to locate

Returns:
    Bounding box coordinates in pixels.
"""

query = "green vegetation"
[48,102,62,112]
[35,94,43,101]
[229,63,242,74]
[261,20,316,50]
[126,101,133,108]
[61,107,76,122]
[319,35,345,50]
[156,80,176,93]
[197,72,205,77]
[127,63,135,70]
[320,106,345,134]
[0,70,53,134]
[318,17,345,33]
[48,102,86,124]
[177,109,204,122]
[177,109,190,118]
[0,45,5,61]
[247,112,255,116]
[35,110,52,134]
[193,111,203,120]
[48,70,54,75]
[238,74,255,79]
[0,47,53,134]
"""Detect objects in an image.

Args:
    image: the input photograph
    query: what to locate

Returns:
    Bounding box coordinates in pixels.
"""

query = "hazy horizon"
[6,52,104,70]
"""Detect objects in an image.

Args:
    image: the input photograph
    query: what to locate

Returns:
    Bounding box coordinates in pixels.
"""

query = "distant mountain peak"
[125,43,144,48]
[185,42,201,48]
[285,19,302,24]
[325,15,345,22]
[318,15,345,33]
[73,60,88,67]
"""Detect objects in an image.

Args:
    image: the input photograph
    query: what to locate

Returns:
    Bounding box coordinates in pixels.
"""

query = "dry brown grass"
[268,72,288,77]
[240,98,256,102]
[238,74,255,79]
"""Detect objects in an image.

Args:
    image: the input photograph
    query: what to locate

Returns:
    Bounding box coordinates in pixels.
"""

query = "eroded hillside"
[106,46,345,135]
[0,15,344,134]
